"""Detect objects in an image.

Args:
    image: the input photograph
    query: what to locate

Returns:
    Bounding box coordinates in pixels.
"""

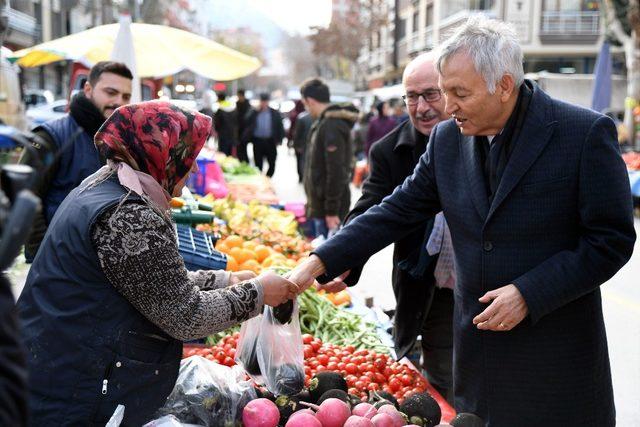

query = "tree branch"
[604,0,632,44]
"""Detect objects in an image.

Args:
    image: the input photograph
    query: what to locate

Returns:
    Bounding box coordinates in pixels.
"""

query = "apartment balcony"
[4,7,39,48]
[408,32,424,53]
[539,11,600,44]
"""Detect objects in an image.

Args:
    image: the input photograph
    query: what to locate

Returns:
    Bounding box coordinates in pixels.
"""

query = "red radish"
[242,398,280,427]
[371,413,396,427]
[353,402,378,419]
[376,405,406,427]
[315,398,351,427]
[285,412,322,427]
[344,415,375,427]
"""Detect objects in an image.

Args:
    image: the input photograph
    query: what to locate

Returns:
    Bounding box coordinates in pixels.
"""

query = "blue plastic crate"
[187,157,217,195]
[176,224,227,271]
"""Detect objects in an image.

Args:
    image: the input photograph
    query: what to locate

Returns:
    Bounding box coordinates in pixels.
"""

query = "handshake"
[239,255,350,307]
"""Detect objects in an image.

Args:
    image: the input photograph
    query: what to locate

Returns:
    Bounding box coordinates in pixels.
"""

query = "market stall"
[159,168,462,426]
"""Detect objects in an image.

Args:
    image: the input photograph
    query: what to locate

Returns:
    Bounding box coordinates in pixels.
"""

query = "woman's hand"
[229,270,257,285]
[258,271,299,306]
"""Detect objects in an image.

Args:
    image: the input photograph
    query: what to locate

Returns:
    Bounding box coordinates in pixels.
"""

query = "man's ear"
[498,74,516,102]
[83,81,92,98]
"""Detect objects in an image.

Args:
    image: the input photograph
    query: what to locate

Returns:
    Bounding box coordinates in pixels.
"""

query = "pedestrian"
[293,110,313,183]
[352,112,371,161]
[390,97,409,124]
[214,91,237,156]
[21,61,133,261]
[341,52,454,403]
[365,101,397,156]
[290,16,635,427]
[17,101,298,426]
[243,93,285,177]
[235,89,252,163]
[287,99,306,148]
[300,78,358,237]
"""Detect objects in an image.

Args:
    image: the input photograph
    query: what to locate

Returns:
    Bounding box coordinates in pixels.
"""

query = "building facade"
[357,0,604,90]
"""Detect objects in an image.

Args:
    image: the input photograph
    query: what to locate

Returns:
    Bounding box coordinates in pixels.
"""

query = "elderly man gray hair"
[288,14,635,427]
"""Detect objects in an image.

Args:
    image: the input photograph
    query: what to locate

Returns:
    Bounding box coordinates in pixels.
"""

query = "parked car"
[24,89,55,109]
[26,99,67,127]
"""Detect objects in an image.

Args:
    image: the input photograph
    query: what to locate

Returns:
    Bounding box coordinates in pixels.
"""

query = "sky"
[248,0,332,35]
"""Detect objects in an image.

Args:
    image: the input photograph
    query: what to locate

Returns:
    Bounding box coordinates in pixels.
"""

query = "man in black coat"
[343,52,453,401]
[290,17,635,426]
[235,89,251,163]
[242,93,285,177]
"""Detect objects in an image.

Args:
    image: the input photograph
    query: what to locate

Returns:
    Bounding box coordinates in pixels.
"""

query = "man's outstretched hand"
[473,284,528,331]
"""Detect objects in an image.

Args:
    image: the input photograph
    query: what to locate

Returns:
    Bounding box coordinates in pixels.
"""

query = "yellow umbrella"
[9,23,261,81]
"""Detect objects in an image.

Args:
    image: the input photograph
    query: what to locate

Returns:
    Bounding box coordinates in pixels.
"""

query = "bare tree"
[603,0,640,148]
[307,0,388,80]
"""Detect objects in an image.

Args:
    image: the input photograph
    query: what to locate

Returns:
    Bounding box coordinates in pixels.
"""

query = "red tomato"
[317,354,329,365]
[302,334,314,344]
[310,341,322,352]
[354,380,365,390]
[337,362,346,371]
[401,374,413,386]
[303,346,314,359]
[367,383,380,391]
[374,373,386,384]
[326,362,338,371]
[223,356,234,366]
[388,377,402,392]
[345,363,358,374]
[345,375,357,386]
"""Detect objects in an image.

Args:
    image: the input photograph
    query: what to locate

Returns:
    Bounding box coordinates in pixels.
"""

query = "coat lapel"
[486,87,558,222]
[460,132,490,220]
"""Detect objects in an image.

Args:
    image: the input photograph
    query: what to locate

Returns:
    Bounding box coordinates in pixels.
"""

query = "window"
[413,11,419,33]
[426,4,434,27]
[397,18,407,39]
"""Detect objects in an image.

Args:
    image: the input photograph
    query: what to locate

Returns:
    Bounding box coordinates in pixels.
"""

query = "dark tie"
[481,136,502,200]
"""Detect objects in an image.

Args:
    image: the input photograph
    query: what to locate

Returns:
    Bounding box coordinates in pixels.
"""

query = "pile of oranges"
[215,235,301,273]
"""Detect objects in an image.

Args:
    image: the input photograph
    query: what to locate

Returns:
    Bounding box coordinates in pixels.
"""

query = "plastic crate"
[187,157,217,195]
[176,224,227,271]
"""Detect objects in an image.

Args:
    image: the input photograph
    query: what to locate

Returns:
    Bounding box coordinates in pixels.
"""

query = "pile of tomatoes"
[182,332,429,403]
[182,332,240,367]
[301,334,428,403]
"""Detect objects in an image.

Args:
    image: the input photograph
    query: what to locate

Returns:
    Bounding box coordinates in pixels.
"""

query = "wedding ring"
[499,322,507,329]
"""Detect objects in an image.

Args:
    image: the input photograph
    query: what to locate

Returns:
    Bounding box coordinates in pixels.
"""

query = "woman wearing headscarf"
[17,102,298,426]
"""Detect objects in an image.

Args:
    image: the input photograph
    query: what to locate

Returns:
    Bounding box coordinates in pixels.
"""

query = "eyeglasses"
[402,89,442,105]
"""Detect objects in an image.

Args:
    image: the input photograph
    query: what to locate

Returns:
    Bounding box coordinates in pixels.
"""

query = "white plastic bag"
[105,405,125,427]
[257,301,305,396]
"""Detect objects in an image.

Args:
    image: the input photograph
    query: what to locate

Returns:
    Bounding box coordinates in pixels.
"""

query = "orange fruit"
[240,259,261,273]
[225,254,238,272]
[242,249,258,262]
[215,242,230,254]
[242,240,258,251]
[272,244,283,253]
[254,245,271,262]
[230,247,248,264]
[226,235,244,248]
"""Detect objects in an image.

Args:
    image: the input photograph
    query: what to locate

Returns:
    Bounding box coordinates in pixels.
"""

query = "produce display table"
[225,174,279,204]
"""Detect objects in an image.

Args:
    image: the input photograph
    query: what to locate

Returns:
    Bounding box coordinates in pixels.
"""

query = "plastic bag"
[257,301,305,396]
[234,313,263,378]
[105,405,125,427]
[143,415,186,427]
[156,355,256,426]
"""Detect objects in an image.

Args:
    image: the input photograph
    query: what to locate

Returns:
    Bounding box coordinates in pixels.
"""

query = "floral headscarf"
[95,101,212,200]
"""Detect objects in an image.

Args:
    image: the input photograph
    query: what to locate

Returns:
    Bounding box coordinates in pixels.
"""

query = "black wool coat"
[344,119,438,359]
[315,82,636,426]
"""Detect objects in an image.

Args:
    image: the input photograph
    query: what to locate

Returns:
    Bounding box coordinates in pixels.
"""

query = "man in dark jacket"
[20,61,132,261]
[235,89,251,163]
[242,93,285,177]
[343,52,453,401]
[290,17,635,426]
[293,111,313,183]
[213,92,237,156]
[300,78,358,237]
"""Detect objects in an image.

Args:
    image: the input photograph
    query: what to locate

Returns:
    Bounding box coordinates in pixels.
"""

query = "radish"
[344,415,375,427]
[242,398,280,427]
[353,402,378,419]
[376,404,406,427]
[314,397,351,427]
[285,412,322,427]
[370,413,396,427]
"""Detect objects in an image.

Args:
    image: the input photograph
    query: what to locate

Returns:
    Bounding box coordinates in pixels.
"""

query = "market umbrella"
[591,41,612,113]
[110,14,140,102]
[9,22,261,81]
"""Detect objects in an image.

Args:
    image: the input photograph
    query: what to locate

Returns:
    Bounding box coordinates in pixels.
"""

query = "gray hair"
[436,15,524,94]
